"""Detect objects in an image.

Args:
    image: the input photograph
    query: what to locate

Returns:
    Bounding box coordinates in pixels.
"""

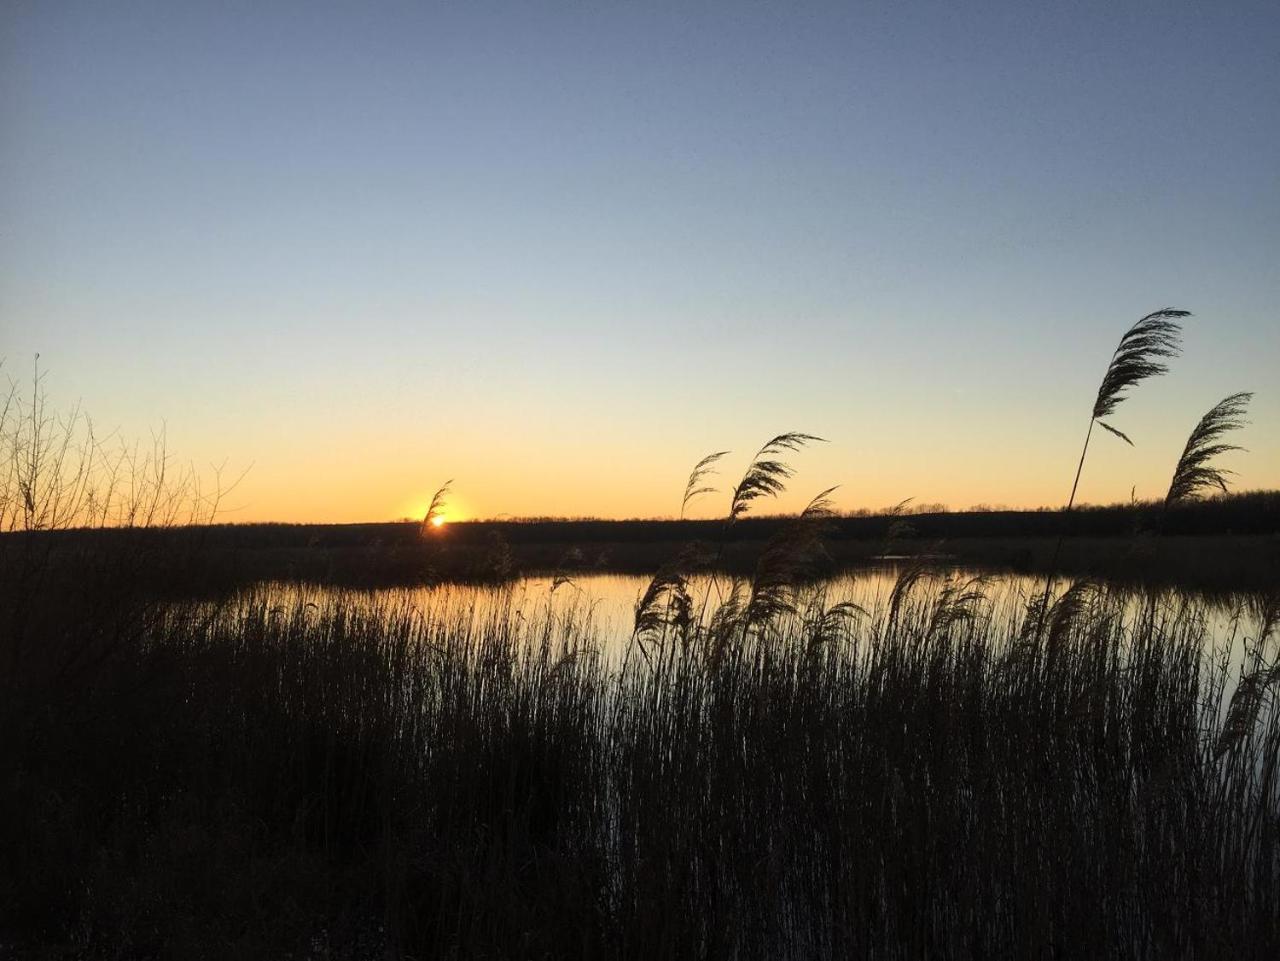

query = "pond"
[248,566,1270,683]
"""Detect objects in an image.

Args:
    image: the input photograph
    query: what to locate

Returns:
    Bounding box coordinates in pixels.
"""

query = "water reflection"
[252,567,1265,678]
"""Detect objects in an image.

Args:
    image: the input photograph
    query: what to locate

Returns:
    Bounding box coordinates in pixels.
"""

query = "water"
[251,567,1267,678]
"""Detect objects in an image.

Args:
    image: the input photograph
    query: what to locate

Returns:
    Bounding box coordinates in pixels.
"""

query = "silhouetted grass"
[6,490,1279,598]
[3,567,1278,958]
[1166,393,1254,507]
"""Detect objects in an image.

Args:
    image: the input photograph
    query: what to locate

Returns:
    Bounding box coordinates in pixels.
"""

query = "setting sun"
[429,514,447,528]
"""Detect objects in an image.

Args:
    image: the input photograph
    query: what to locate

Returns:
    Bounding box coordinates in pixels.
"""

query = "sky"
[2,0,1277,523]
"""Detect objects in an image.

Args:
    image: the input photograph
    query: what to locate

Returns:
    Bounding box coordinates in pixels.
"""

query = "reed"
[680,450,729,519]
[420,479,452,533]
[727,432,825,523]
[5,556,1278,958]
[1038,310,1187,631]
[1166,392,1253,507]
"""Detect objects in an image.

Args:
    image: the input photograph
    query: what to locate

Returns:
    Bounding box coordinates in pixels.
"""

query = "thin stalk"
[1037,416,1095,636]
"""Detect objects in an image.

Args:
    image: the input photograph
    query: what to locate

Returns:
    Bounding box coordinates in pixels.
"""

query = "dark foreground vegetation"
[4,567,1280,959]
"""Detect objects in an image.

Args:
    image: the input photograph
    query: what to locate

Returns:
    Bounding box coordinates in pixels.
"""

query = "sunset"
[5,3,1277,523]
[3,2,1278,957]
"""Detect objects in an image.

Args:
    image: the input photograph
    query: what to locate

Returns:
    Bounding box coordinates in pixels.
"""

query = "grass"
[3,572,1278,958]
[7,491,1279,598]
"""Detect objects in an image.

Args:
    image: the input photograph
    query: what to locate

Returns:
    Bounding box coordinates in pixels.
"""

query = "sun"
[429,514,447,528]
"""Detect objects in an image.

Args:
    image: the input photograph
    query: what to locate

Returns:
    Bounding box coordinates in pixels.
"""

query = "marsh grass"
[4,565,1279,959]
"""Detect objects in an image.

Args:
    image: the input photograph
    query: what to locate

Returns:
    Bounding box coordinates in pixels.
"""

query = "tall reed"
[1039,310,1187,624]
[7,573,1275,958]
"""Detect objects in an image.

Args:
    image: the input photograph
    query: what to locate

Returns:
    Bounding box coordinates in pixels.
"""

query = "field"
[4,531,1280,958]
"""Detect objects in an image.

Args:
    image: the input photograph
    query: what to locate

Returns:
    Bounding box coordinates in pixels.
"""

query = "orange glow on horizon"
[134,418,1280,526]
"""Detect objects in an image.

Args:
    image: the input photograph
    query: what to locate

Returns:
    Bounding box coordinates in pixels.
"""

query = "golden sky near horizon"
[163,375,1279,524]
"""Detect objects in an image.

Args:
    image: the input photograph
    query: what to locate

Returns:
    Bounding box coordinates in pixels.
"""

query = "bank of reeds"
[3,571,1277,959]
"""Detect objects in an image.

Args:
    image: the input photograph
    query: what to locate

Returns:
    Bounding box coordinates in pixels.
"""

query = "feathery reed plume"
[808,600,867,650]
[1164,392,1252,507]
[1046,578,1100,657]
[632,565,694,650]
[924,573,992,639]
[743,486,839,626]
[1253,592,1280,657]
[1215,665,1280,760]
[1065,308,1188,512]
[421,479,452,534]
[630,541,716,667]
[1215,591,1278,758]
[680,450,730,518]
[799,485,839,521]
[1091,309,1187,434]
[1037,310,1186,635]
[728,432,824,523]
[1063,309,1186,509]
[887,564,934,631]
[705,578,747,667]
[550,547,587,592]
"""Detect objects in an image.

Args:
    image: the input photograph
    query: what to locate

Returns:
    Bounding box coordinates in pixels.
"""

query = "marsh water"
[253,566,1266,677]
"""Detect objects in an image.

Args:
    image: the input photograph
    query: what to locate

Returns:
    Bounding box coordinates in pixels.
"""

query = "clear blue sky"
[2,1,1276,520]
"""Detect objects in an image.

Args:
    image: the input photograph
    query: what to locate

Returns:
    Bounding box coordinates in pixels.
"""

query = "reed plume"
[1216,665,1280,759]
[744,486,839,626]
[1045,578,1099,653]
[1037,310,1186,635]
[887,563,934,631]
[1066,309,1187,504]
[1164,392,1252,507]
[632,564,694,652]
[1060,308,1188,520]
[807,600,866,650]
[924,573,992,639]
[1215,595,1279,758]
[632,541,714,646]
[728,432,824,523]
[879,497,917,555]
[421,479,452,533]
[680,450,729,518]
[705,578,747,667]
[1090,309,1186,435]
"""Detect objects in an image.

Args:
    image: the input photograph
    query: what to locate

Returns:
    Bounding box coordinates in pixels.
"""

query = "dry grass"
[4,572,1277,958]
